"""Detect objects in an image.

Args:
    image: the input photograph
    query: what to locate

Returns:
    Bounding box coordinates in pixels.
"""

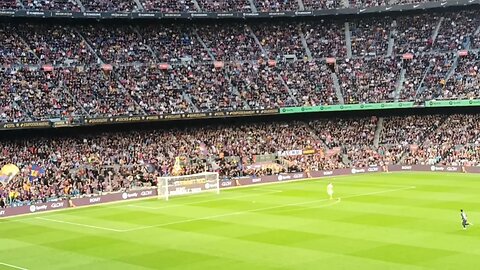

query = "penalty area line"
[127,188,283,210]
[35,217,125,232]
[123,185,415,232]
[0,262,29,270]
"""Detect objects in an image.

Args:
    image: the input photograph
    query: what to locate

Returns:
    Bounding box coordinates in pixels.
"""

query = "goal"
[157,172,220,201]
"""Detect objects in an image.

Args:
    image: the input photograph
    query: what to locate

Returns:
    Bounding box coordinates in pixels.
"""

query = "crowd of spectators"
[2,113,480,207]
[350,17,391,57]
[0,70,29,122]
[394,14,438,55]
[380,115,445,145]
[22,0,80,11]
[252,23,306,60]
[0,0,19,9]
[403,114,480,164]
[0,24,38,66]
[16,24,97,66]
[279,60,337,106]
[254,0,298,11]
[80,24,154,64]
[0,11,480,121]
[302,0,341,10]
[142,0,197,12]
[400,55,431,101]
[116,65,190,115]
[80,0,139,12]
[229,61,296,109]
[283,152,346,173]
[62,67,143,117]
[197,0,251,12]
[138,24,210,63]
[177,64,243,111]
[0,0,476,12]
[442,52,480,100]
[443,145,480,166]
[199,24,262,61]
[433,11,479,52]
[0,67,81,121]
[302,20,346,59]
[338,57,400,103]
[309,117,378,147]
[416,53,454,101]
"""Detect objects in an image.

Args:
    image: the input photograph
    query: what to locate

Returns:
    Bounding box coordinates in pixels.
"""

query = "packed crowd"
[197,0,251,12]
[350,17,391,57]
[0,25,37,66]
[0,0,19,10]
[393,14,438,55]
[403,114,480,165]
[380,115,445,145]
[140,0,196,12]
[117,65,190,115]
[302,20,346,59]
[251,23,306,60]
[1,10,480,120]
[302,0,340,10]
[0,0,461,12]
[80,0,139,11]
[16,23,98,66]
[400,54,432,101]
[279,60,338,106]
[416,53,454,101]
[80,24,155,64]
[337,57,400,103]
[433,11,479,52]
[229,62,296,109]
[443,52,480,99]
[22,0,80,11]
[309,117,378,147]
[138,24,210,63]
[199,24,262,61]
[2,113,480,207]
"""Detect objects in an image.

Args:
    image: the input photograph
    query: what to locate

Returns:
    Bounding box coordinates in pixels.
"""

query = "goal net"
[157,172,219,201]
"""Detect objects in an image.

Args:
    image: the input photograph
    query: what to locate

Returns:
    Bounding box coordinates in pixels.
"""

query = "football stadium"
[0,0,480,269]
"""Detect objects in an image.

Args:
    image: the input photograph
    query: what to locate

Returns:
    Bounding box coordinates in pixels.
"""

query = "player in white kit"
[327,183,334,200]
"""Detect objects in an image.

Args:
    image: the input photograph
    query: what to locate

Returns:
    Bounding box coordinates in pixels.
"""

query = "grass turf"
[1,172,479,270]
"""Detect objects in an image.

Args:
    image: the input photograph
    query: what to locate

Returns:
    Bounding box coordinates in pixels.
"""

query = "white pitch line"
[127,188,283,210]
[0,262,29,270]
[35,217,125,232]
[272,198,342,214]
[123,186,415,232]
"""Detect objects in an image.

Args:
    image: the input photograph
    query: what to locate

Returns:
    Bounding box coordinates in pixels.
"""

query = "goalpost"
[157,172,220,201]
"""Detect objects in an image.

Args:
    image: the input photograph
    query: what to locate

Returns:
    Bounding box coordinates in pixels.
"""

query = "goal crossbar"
[158,172,219,201]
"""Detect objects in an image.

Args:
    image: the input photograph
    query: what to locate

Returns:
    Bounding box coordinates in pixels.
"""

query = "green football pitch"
[1,172,479,270]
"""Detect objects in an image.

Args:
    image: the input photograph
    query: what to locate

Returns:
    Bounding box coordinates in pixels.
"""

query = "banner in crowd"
[0,121,51,130]
[0,188,157,218]
[29,165,45,182]
[387,165,463,172]
[280,102,415,114]
[84,109,279,125]
[4,97,480,131]
[0,164,20,184]
[0,109,279,130]
[0,0,476,20]
[425,99,480,108]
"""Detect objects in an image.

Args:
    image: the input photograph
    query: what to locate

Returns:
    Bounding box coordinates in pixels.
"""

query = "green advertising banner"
[280,102,415,114]
[425,99,480,107]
